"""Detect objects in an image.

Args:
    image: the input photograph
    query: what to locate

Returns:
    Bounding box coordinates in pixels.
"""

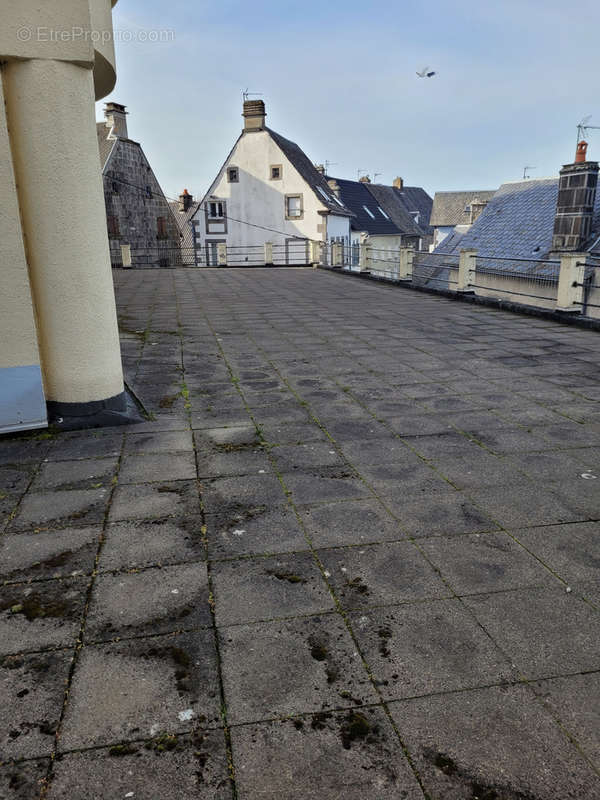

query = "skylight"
[362,205,375,219]
[377,206,390,219]
[316,186,332,202]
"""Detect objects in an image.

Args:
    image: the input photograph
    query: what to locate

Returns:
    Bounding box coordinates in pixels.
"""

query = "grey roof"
[267,128,354,217]
[96,122,116,169]
[168,200,201,233]
[429,190,496,227]
[364,183,425,236]
[393,186,433,233]
[330,179,401,234]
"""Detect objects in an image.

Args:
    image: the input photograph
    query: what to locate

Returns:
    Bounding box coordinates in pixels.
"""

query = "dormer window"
[208,201,226,219]
[227,167,239,183]
[411,211,420,224]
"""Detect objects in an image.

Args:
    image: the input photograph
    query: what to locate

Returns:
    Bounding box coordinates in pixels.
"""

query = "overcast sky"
[96,0,600,202]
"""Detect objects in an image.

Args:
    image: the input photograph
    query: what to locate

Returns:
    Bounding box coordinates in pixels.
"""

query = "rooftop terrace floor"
[2,267,600,798]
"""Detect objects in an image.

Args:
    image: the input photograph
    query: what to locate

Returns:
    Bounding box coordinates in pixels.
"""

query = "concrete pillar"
[310,240,322,267]
[398,248,414,281]
[264,241,273,266]
[556,253,586,312]
[359,244,371,273]
[457,248,477,292]
[332,242,342,267]
[217,243,228,266]
[3,57,126,421]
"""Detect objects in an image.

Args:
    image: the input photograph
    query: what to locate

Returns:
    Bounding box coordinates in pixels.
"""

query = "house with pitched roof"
[97,103,180,268]
[422,142,600,310]
[324,176,431,263]
[190,100,353,266]
[429,189,496,250]
[168,189,200,265]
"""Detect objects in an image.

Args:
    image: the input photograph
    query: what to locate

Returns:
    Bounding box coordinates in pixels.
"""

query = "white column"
[398,248,414,281]
[3,58,124,407]
[556,253,585,312]
[457,248,477,292]
[217,242,228,266]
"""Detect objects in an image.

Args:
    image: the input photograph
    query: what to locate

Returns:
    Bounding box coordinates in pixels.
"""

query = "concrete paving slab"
[59,631,221,750]
[317,541,449,610]
[9,488,109,531]
[0,526,100,583]
[0,758,49,800]
[463,586,600,679]
[99,517,205,571]
[118,452,197,484]
[0,650,72,760]
[85,562,211,642]
[205,504,306,558]
[230,707,424,800]
[389,685,600,799]
[420,531,555,594]
[109,481,200,522]
[0,578,89,656]
[123,429,195,454]
[220,614,378,724]
[299,498,405,548]
[212,552,333,625]
[32,458,118,492]
[382,490,499,537]
[48,730,231,799]
[349,599,514,700]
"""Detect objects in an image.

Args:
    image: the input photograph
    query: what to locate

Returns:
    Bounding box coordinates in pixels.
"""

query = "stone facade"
[102,139,180,268]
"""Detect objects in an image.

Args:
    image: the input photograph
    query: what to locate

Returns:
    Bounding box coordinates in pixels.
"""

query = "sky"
[96,0,600,203]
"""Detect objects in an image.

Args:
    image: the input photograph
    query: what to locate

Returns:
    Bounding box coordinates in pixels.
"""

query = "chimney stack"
[393,177,404,189]
[358,175,371,183]
[179,189,193,213]
[469,197,488,224]
[242,100,266,132]
[327,178,340,198]
[552,142,598,251]
[315,164,325,175]
[104,102,128,139]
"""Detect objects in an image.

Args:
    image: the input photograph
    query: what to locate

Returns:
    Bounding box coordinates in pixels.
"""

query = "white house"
[190,100,353,266]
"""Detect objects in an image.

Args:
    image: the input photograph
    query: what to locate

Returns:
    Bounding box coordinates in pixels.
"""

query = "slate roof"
[364,184,425,236]
[393,186,434,234]
[168,201,201,234]
[330,178,401,234]
[429,190,496,227]
[96,122,117,170]
[267,129,353,217]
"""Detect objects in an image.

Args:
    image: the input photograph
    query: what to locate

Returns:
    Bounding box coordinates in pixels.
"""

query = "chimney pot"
[179,189,193,212]
[575,141,588,163]
[393,177,404,189]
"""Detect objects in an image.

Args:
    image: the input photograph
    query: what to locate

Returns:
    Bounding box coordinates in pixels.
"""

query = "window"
[316,186,333,203]
[227,167,239,183]
[362,205,375,219]
[285,195,303,219]
[410,211,420,224]
[377,206,390,219]
[145,186,152,199]
[270,165,282,180]
[107,215,120,237]
[208,201,226,219]
[157,216,168,239]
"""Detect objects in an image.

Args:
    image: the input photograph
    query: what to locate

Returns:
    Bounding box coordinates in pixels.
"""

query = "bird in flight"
[416,67,436,77]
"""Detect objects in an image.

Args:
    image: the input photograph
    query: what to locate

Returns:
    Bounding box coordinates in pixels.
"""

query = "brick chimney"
[358,175,371,183]
[315,164,325,175]
[104,102,128,139]
[552,141,599,251]
[327,179,340,198]
[393,177,404,189]
[242,100,266,132]
[179,189,193,213]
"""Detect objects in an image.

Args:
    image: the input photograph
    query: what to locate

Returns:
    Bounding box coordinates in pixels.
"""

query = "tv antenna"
[577,115,600,143]
[522,165,536,180]
[373,172,382,182]
[324,160,338,174]
[357,169,368,180]
[242,89,263,101]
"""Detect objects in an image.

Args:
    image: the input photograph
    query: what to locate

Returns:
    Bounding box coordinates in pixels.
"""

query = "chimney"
[327,178,340,198]
[393,177,404,189]
[552,141,599,251]
[315,164,325,175]
[358,175,371,183]
[242,100,266,132]
[469,197,488,224]
[104,102,128,139]
[179,189,193,213]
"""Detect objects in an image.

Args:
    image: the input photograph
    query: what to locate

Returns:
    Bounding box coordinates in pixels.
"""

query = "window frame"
[285,193,304,220]
[227,167,239,183]
[270,164,282,180]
